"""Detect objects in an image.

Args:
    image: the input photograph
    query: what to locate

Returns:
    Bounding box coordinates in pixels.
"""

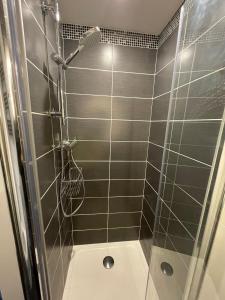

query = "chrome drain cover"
[103,256,114,269]
[161,262,173,276]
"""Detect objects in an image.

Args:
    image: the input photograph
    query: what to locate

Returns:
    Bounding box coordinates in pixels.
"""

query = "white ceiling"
[59,0,183,35]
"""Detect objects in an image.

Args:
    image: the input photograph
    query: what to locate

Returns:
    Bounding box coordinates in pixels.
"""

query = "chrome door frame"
[0,0,50,299]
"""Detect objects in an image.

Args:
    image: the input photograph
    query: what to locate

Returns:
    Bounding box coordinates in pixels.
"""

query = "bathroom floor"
[62,240,158,300]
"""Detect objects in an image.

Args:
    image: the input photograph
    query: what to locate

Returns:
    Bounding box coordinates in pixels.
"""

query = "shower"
[52,26,101,69]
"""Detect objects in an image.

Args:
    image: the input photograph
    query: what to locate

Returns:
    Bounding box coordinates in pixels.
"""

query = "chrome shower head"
[64,26,101,67]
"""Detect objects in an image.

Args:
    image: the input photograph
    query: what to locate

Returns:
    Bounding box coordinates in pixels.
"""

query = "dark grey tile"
[166,234,194,256]
[67,94,111,118]
[28,62,50,113]
[184,0,225,50]
[64,40,113,70]
[109,196,142,213]
[143,199,155,231]
[73,229,107,245]
[72,198,108,214]
[144,183,158,213]
[44,11,57,51]
[84,180,109,197]
[113,73,154,98]
[66,68,112,95]
[37,151,55,196]
[154,62,174,97]
[140,216,153,263]
[148,143,163,170]
[72,214,107,230]
[109,212,141,228]
[72,141,110,160]
[24,0,44,31]
[32,114,53,157]
[110,162,146,179]
[41,182,57,230]
[44,209,60,258]
[151,94,170,120]
[156,28,178,72]
[181,121,221,147]
[68,118,110,140]
[111,142,147,161]
[166,219,195,240]
[108,227,139,242]
[175,165,210,198]
[149,122,167,146]
[22,2,48,75]
[181,97,225,120]
[114,45,156,73]
[112,97,152,120]
[146,164,160,192]
[171,201,202,225]
[111,120,149,141]
[110,180,144,196]
[189,69,225,98]
[180,144,215,165]
[76,162,109,179]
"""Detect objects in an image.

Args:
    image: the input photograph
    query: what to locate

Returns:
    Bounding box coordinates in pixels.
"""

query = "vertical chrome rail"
[0,0,50,299]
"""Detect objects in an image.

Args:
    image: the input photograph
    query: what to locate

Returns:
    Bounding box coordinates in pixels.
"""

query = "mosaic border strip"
[158,9,181,47]
[61,24,159,49]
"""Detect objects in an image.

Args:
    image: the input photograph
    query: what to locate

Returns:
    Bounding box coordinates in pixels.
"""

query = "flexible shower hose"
[60,149,86,217]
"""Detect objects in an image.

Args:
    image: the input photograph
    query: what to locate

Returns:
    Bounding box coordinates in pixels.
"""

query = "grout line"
[72,226,140,232]
[27,58,57,87]
[83,179,144,182]
[36,148,54,160]
[107,44,114,242]
[68,66,155,76]
[66,92,153,100]
[74,211,141,216]
[40,170,61,200]
[142,214,153,234]
[68,116,150,122]
[148,141,212,167]
[139,47,158,240]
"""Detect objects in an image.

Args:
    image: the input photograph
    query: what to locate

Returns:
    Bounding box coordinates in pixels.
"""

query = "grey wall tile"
[154,62,174,97]
[111,142,147,161]
[108,212,141,228]
[111,120,149,141]
[73,229,107,245]
[113,72,154,98]
[109,196,142,213]
[112,97,152,120]
[37,151,55,196]
[108,227,139,242]
[84,180,109,197]
[32,114,53,157]
[72,214,107,230]
[67,94,111,118]
[110,180,144,196]
[76,162,109,180]
[114,45,156,73]
[72,141,110,161]
[66,68,112,95]
[73,198,108,214]
[68,118,110,140]
[110,162,146,179]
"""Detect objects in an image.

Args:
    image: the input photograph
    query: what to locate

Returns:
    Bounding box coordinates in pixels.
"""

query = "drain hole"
[103,256,114,269]
[161,262,173,276]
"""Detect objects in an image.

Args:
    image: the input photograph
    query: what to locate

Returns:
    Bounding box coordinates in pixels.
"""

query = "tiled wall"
[140,16,179,263]
[63,39,156,244]
[21,1,72,299]
[149,0,225,298]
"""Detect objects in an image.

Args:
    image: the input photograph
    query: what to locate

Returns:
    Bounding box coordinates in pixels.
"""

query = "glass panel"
[146,0,225,299]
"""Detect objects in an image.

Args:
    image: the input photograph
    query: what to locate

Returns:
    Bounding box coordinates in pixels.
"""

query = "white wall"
[0,163,24,300]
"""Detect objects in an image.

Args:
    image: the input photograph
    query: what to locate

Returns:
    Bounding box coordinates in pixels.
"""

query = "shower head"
[64,26,101,67]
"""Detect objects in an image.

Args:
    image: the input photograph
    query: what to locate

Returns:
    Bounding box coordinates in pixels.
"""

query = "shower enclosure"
[1,0,225,299]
